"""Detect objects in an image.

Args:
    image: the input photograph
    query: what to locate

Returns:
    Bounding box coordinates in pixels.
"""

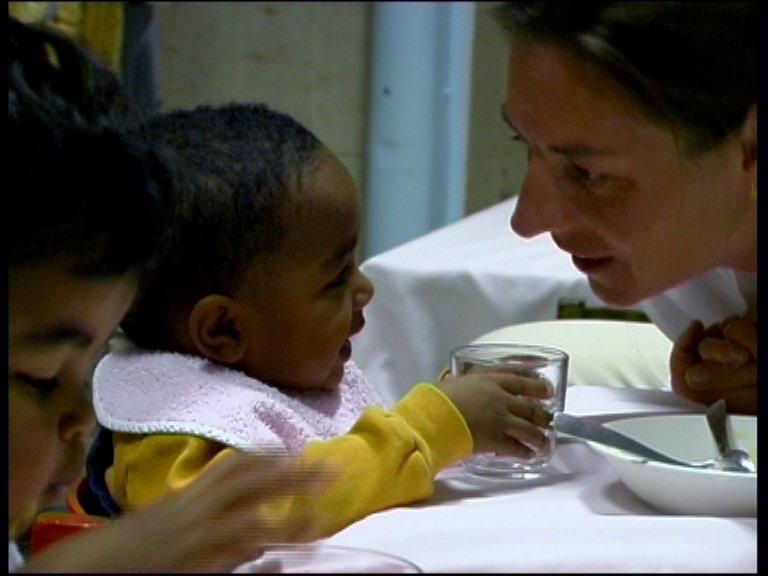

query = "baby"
[81,102,553,538]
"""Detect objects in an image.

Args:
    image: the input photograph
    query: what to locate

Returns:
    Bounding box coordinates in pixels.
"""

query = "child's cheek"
[9,500,39,540]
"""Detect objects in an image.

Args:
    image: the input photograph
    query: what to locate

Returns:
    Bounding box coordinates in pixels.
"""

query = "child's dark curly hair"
[8,16,171,277]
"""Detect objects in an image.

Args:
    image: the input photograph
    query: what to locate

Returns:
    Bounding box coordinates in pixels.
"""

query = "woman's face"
[503,40,754,306]
[8,262,137,539]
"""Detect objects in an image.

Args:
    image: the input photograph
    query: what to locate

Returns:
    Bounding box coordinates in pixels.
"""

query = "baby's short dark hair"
[121,102,323,350]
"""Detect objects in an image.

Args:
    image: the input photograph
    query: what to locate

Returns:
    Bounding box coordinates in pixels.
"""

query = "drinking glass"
[451,342,569,479]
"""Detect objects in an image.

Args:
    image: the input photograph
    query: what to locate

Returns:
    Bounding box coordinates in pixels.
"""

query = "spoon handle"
[705,400,730,456]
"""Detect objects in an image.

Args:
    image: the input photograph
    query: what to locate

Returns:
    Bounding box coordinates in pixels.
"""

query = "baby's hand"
[440,371,553,459]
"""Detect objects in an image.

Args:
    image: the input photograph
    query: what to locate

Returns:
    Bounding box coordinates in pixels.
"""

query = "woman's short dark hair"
[493,1,757,154]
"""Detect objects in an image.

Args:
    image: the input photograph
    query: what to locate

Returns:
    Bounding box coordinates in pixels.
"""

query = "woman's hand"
[670,316,757,415]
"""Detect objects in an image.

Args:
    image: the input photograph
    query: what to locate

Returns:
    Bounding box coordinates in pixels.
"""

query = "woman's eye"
[566,164,607,187]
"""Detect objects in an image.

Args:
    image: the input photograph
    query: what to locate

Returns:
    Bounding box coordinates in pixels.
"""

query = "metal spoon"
[704,400,756,473]
[553,412,754,473]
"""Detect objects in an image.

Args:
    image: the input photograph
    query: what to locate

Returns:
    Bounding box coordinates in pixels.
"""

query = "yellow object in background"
[8,2,124,75]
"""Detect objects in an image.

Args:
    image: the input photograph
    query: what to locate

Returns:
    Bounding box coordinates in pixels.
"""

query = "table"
[352,196,612,404]
[321,385,757,573]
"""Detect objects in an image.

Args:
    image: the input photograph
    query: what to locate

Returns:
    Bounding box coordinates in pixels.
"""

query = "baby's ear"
[187,295,247,364]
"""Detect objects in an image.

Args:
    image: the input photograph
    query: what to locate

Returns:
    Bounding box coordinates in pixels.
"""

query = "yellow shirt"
[106,382,473,539]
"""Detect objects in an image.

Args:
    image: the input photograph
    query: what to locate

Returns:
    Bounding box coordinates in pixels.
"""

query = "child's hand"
[670,316,757,415]
[439,372,553,459]
[23,452,337,573]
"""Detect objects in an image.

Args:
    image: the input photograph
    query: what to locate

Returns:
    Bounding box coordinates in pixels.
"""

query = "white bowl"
[587,413,756,516]
[233,543,422,573]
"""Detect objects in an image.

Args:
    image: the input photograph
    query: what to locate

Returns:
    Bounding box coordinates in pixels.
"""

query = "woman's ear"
[187,295,247,365]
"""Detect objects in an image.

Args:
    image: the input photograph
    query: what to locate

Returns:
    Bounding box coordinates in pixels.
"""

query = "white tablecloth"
[352,196,607,404]
[321,385,757,573]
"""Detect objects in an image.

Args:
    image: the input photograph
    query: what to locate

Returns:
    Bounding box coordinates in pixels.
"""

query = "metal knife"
[552,411,688,467]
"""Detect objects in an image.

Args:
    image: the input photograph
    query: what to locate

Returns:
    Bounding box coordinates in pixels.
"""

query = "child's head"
[121,103,374,393]
[7,17,169,538]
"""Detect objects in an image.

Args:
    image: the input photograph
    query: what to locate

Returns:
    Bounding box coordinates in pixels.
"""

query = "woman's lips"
[571,254,613,274]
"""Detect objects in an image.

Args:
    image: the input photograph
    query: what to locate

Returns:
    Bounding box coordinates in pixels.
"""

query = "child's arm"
[21,452,334,573]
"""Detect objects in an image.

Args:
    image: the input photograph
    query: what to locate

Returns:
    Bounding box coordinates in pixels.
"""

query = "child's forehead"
[279,157,360,255]
[9,261,137,351]
[291,152,360,223]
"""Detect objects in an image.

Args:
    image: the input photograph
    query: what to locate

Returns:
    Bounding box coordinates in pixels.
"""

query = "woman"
[493,2,757,413]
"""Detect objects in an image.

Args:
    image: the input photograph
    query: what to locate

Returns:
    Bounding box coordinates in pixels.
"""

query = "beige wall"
[153,1,524,232]
[467,2,526,214]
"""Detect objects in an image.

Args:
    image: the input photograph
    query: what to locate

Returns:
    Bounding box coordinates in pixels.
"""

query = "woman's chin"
[587,277,645,308]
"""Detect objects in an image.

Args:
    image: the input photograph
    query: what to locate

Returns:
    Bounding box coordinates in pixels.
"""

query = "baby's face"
[8,261,136,538]
[233,150,374,392]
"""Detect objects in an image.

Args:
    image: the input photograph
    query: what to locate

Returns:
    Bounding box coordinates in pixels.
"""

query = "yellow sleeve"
[107,433,235,512]
[260,382,473,537]
[108,382,473,538]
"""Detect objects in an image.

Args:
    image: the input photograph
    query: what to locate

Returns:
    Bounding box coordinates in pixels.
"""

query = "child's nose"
[353,270,374,309]
[59,388,97,445]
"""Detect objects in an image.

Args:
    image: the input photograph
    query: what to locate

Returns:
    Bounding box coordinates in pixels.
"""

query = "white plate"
[586,413,756,516]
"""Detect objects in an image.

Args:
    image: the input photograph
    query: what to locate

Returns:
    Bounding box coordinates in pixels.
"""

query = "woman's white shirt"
[639,268,757,341]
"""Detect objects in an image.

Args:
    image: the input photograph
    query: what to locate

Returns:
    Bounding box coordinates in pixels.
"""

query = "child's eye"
[326,265,353,289]
[13,373,58,397]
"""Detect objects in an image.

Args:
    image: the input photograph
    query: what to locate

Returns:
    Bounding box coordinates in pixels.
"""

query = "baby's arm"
[265,376,549,536]
[107,378,548,543]
[109,383,473,541]
[266,382,474,537]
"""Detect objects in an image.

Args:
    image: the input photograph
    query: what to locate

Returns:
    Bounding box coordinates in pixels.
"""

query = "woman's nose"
[510,164,562,238]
